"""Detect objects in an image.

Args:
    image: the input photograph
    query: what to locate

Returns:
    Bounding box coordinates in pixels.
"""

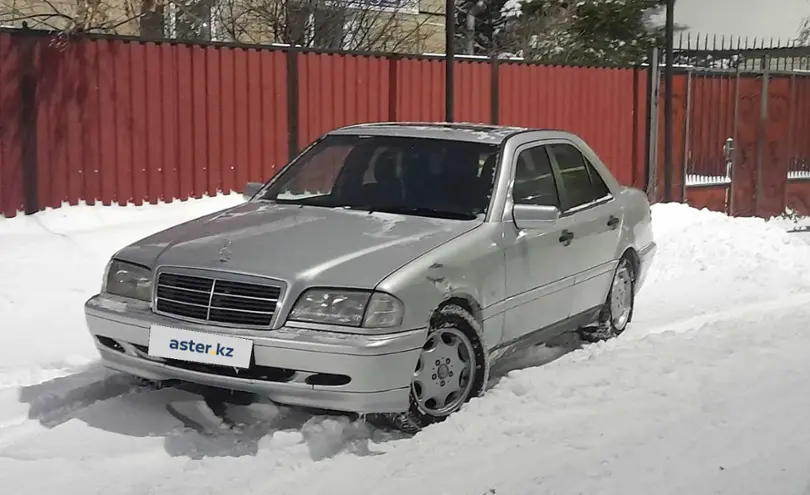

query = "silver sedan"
[84,123,657,432]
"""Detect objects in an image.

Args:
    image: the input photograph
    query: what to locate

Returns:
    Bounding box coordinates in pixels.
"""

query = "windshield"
[257,135,500,220]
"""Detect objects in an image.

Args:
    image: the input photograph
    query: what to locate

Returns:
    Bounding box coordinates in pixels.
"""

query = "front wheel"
[387,305,489,434]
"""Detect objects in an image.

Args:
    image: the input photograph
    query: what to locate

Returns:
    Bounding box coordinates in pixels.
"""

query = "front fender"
[377,225,506,350]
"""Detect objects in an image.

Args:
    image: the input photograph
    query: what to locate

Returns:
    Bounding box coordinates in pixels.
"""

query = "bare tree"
[0,0,162,33]
[212,0,431,52]
[0,0,433,53]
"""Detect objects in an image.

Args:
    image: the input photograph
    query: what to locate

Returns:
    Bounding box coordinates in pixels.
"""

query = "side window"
[549,143,610,210]
[586,159,611,199]
[513,146,560,208]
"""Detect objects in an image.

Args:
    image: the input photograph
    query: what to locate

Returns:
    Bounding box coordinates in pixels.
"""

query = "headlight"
[102,259,152,302]
[288,289,404,328]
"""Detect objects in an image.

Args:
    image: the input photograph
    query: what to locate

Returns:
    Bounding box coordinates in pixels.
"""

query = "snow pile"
[2,198,810,494]
[630,202,810,330]
[0,194,244,236]
[767,208,810,232]
[0,194,245,386]
[649,203,810,282]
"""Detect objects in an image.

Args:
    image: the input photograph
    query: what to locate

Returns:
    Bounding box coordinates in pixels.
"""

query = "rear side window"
[585,159,610,200]
[549,143,611,210]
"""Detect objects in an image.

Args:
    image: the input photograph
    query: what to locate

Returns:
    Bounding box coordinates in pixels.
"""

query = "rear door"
[547,142,623,317]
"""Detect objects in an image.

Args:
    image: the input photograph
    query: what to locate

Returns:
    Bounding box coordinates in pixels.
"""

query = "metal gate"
[666,37,810,218]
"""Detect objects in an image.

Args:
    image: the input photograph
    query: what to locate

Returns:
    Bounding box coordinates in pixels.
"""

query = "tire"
[133,377,169,390]
[580,255,636,343]
[386,304,489,434]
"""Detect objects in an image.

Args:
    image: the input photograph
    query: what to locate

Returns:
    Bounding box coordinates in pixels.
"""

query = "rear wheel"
[580,256,636,343]
[387,305,488,434]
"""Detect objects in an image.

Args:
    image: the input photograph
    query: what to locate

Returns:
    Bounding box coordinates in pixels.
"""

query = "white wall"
[673,0,809,42]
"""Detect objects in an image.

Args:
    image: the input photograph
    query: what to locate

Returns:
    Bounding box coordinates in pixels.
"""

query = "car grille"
[154,272,281,327]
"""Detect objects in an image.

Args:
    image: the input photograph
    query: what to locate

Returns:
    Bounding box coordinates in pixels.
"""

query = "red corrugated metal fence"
[0,30,649,218]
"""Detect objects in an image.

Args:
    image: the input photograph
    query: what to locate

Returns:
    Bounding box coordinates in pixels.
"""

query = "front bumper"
[84,294,426,414]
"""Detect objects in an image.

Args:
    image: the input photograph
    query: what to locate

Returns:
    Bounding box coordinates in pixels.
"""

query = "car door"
[546,142,623,317]
[502,144,581,344]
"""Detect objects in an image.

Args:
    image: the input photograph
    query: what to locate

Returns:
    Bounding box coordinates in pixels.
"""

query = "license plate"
[148,325,253,369]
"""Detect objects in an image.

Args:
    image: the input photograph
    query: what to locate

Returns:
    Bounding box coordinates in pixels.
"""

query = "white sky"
[671,0,809,42]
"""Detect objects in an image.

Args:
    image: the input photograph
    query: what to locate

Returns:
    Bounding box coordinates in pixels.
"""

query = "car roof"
[328,122,578,145]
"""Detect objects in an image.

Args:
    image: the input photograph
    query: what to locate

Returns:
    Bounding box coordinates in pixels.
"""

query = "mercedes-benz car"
[84,123,657,432]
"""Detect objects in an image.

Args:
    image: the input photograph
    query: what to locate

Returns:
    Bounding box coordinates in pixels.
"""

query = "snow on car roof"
[329,122,543,144]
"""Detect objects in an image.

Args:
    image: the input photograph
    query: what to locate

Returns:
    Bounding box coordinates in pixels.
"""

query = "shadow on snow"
[14,333,582,460]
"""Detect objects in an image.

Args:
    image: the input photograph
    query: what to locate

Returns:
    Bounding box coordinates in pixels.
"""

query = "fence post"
[19,24,39,215]
[444,0,455,123]
[728,56,743,215]
[388,55,399,122]
[632,64,640,188]
[754,54,770,217]
[286,48,300,161]
[663,8,675,202]
[682,69,693,203]
[490,54,499,124]
[645,47,661,202]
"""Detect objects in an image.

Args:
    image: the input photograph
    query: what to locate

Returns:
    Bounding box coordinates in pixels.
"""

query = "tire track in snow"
[627,290,810,340]
[488,291,810,386]
[0,359,100,390]
[4,291,809,458]
[254,297,810,495]
[0,366,149,450]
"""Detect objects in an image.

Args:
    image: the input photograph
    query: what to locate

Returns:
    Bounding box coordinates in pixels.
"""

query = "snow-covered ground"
[769,209,810,232]
[2,198,810,495]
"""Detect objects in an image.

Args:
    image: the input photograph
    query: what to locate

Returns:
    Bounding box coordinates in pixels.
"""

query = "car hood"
[115,201,480,289]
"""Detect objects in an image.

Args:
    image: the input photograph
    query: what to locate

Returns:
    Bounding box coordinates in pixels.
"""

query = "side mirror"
[241,181,264,201]
[512,204,560,230]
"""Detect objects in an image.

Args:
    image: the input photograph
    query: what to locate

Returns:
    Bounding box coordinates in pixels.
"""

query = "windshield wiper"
[367,205,477,220]
[273,197,335,207]
[270,199,371,212]
[268,199,477,220]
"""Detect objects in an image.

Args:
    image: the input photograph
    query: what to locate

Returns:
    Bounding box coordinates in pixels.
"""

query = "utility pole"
[445,0,455,122]
[663,0,675,202]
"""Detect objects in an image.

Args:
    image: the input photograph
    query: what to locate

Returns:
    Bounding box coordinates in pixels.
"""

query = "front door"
[547,142,622,317]
[502,144,580,344]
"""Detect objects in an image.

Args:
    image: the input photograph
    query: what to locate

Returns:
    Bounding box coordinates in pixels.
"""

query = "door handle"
[607,215,620,230]
[559,229,574,246]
